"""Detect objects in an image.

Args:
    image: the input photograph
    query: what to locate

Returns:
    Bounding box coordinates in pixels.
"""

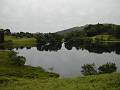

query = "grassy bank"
[4,36,37,47]
[0,51,59,79]
[0,73,120,90]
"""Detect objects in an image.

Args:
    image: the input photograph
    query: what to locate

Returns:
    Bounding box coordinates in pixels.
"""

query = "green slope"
[56,26,85,35]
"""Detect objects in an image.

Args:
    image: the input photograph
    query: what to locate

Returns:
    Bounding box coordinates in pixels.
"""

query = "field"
[4,36,37,47]
[0,72,120,90]
[0,51,120,90]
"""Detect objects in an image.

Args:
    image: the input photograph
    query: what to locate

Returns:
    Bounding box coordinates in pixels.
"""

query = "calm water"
[14,43,120,78]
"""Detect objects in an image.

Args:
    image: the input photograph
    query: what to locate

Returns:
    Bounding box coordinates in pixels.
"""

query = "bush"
[0,30,4,43]
[8,51,17,57]
[11,56,26,66]
[81,63,97,76]
[98,62,117,74]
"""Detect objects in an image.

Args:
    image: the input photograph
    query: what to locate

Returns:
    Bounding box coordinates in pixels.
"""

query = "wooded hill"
[56,23,120,37]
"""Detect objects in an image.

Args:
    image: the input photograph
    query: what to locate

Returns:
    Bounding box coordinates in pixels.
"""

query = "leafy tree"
[98,62,117,73]
[83,23,118,37]
[36,33,63,51]
[4,29,11,35]
[0,29,4,43]
[25,32,33,38]
[11,32,34,38]
[114,26,120,38]
[36,33,63,45]
[35,33,46,45]
[81,63,97,76]
[11,56,26,66]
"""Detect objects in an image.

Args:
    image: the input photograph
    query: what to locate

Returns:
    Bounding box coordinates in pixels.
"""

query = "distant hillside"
[56,23,120,36]
[56,25,86,35]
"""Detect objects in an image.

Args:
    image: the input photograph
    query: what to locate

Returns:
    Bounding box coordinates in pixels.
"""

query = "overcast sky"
[0,0,120,33]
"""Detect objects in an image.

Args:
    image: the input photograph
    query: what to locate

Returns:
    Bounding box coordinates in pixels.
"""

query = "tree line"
[64,23,120,45]
[0,28,35,43]
[84,23,120,37]
[0,23,120,44]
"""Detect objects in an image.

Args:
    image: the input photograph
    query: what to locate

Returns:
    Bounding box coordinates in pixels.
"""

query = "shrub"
[81,63,97,76]
[4,40,13,50]
[11,56,26,66]
[0,30,4,43]
[98,62,117,74]
[8,51,17,57]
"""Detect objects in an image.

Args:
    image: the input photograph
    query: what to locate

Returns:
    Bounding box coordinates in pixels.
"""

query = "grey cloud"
[0,0,120,33]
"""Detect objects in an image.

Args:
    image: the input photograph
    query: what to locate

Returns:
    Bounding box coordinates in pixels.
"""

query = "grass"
[4,36,37,47]
[0,51,120,90]
[0,73,120,90]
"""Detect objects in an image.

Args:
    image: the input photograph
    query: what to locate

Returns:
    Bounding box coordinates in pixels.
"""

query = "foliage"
[11,56,26,66]
[81,63,97,76]
[98,62,117,74]
[64,23,120,45]
[35,33,63,51]
[81,63,117,76]
[0,29,4,43]
[114,26,120,38]
[35,33,46,44]
[11,32,33,38]
[4,29,11,35]
[84,23,120,37]
[36,33,63,44]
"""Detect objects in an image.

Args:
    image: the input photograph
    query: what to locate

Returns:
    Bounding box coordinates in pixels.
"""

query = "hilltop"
[56,23,120,36]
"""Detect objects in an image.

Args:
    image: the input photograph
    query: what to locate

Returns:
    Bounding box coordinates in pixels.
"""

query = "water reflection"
[1,42,120,54]
[65,42,120,54]
[36,41,120,54]
[0,44,32,51]
[14,42,120,78]
[37,42,62,52]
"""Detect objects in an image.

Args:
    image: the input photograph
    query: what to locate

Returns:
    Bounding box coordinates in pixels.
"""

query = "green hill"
[56,26,85,35]
[56,23,120,37]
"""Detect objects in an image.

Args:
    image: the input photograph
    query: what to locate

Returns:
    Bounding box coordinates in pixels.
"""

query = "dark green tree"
[4,29,11,35]
[114,26,120,38]
[81,63,97,76]
[11,56,26,66]
[0,29,4,43]
[98,62,117,73]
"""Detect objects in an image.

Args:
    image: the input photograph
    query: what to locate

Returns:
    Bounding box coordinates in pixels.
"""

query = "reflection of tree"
[1,37,120,55]
[0,29,4,43]
[37,42,62,51]
[48,67,54,72]
[0,44,5,50]
[26,47,31,50]
[85,42,120,54]
[0,44,32,50]
[65,41,120,54]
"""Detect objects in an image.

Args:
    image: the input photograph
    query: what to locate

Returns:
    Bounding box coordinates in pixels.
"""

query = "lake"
[14,43,120,78]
